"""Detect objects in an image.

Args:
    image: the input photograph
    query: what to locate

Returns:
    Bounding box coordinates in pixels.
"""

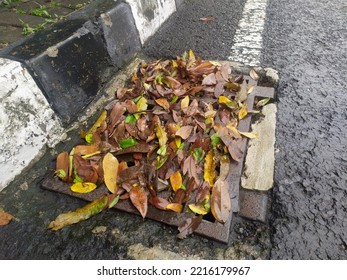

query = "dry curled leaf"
[0,211,13,226]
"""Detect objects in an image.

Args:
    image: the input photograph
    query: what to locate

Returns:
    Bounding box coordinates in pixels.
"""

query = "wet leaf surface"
[49,50,266,237]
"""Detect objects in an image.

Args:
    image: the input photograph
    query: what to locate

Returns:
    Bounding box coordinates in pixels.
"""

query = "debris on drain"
[45,50,272,241]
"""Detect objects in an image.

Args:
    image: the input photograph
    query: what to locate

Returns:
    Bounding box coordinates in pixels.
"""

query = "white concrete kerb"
[0,58,64,192]
[126,0,176,45]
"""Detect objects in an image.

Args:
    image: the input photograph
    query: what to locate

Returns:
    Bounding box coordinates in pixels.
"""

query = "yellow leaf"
[239,131,259,139]
[135,97,148,119]
[218,95,233,105]
[48,195,108,230]
[155,122,168,148]
[238,105,248,120]
[170,170,182,192]
[70,182,97,194]
[204,150,216,187]
[181,96,190,110]
[102,153,119,194]
[155,98,170,110]
[175,136,182,149]
[85,110,107,138]
[166,203,183,213]
[188,49,195,60]
[226,125,242,138]
[188,203,208,215]
[172,59,178,68]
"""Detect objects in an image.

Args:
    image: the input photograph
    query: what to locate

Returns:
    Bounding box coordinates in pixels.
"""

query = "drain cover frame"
[41,75,275,244]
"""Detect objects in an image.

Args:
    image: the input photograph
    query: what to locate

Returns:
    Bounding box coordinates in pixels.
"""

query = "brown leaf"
[125,99,138,113]
[74,154,98,183]
[183,155,200,185]
[0,211,13,226]
[155,98,170,110]
[175,125,193,140]
[199,16,214,22]
[218,128,243,162]
[165,76,182,89]
[108,103,126,135]
[129,186,148,219]
[189,61,215,77]
[102,152,119,194]
[220,63,230,81]
[74,145,99,156]
[187,85,204,96]
[202,73,217,86]
[150,196,169,210]
[195,181,210,204]
[173,189,186,204]
[184,99,200,117]
[55,151,69,182]
[115,143,152,155]
[250,69,260,81]
[235,80,248,102]
[211,179,232,224]
[136,116,147,132]
[177,215,203,239]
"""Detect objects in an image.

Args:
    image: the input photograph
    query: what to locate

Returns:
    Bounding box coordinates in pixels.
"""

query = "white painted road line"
[228,0,268,66]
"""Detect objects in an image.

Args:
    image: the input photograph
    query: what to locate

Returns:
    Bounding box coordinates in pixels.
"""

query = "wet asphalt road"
[0,0,346,260]
[144,0,347,259]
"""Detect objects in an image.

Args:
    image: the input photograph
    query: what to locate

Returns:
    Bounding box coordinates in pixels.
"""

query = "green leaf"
[55,169,66,180]
[108,195,120,209]
[157,145,167,156]
[170,95,178,104]
[120,138,138,149]
[156,154,169,170]
[155,73,164,85]
[256,97,271,107]
[125,114,136,124]
[73,169,83,184]
[193,147,204,163]
[85,133,93,144]
[211,133,221,148]
[48,195,108,230]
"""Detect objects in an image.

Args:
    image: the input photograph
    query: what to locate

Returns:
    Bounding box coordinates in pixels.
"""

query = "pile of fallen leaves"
[49,50,266,238]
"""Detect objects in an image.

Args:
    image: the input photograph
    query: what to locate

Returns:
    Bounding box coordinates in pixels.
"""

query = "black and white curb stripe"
[0,0,183,191]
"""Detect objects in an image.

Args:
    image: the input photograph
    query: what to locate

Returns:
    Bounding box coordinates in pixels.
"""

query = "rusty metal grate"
[41,76,275,244]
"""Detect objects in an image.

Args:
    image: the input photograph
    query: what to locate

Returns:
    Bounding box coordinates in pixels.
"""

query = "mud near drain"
[262,0,347,259]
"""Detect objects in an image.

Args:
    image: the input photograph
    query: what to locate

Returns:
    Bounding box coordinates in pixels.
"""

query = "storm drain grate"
[41,75,275,243]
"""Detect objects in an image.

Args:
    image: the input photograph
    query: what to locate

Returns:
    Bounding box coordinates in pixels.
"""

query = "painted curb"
[0,0,180,192]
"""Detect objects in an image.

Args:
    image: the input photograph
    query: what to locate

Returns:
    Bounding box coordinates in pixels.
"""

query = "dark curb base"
[0,0,140,126]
